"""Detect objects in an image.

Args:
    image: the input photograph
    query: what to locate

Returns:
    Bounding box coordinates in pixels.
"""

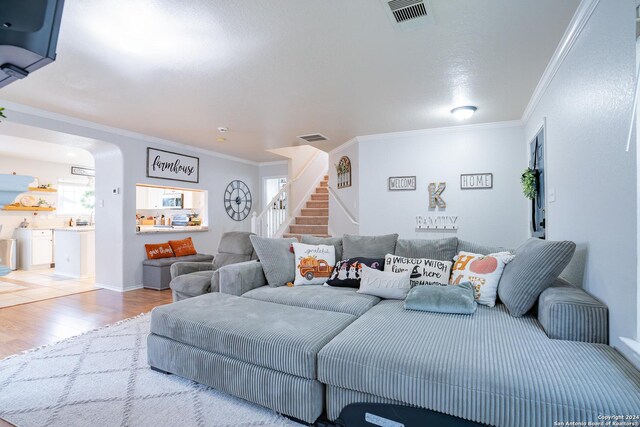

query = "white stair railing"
[251,183,290,238]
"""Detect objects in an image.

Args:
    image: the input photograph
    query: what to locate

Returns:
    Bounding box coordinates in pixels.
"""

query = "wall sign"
[416,215,459,230]
[428,182,447,208]
[71,166,95,177]
[388,176,416,191]
[460,173,493,190]
[147,148,199,183]
[336,156,352,189]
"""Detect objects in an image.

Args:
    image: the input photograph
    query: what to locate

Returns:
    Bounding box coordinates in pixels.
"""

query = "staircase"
[283,175,330,240]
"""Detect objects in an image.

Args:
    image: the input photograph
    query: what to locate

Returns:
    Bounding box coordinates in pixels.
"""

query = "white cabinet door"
[32,237,53,265]
[147,187,164,209]
[136,186,148,209]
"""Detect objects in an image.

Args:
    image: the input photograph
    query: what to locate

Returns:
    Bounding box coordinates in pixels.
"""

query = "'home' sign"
[147,148,200,183]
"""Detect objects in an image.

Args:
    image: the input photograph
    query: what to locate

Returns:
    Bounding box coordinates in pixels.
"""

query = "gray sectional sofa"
[147,235,640,426]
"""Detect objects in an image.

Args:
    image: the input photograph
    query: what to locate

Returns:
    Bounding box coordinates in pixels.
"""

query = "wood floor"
[0,288,173,359]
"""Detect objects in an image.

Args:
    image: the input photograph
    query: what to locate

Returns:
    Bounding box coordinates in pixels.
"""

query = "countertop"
[17,226,95,232]
[54,227,95,232]
[136,225,209,235]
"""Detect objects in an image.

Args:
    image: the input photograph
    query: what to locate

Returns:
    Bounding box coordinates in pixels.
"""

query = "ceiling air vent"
[388,0,427,23]
[381,0,434,32]
[297,133,329,143]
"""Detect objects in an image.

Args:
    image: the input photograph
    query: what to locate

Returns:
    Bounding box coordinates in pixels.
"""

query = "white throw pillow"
[449,251,515,307]
[292,242,336,285]
[384,254,452,287]
[357,264,411,299]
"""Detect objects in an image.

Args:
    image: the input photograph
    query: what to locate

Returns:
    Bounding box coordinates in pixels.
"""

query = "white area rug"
[0,314,302,427]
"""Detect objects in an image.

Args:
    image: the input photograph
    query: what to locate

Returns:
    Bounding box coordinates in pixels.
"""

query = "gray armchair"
[169,231,257,301]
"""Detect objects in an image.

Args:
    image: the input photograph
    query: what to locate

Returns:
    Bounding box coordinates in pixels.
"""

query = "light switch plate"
[548,188,556,203]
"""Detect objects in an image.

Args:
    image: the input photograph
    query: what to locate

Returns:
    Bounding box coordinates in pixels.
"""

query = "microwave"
[162,193,183,209]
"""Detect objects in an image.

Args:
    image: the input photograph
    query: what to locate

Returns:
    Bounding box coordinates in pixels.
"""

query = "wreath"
[521,168,538,200]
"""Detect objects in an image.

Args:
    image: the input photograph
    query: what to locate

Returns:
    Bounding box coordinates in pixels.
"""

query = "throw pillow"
[449,251,515,307]
[384,254,452,287]
[168,237,197,257]
[292,242,336,286]
[498,238,576,317]
[249,236,297,287]
[342,234,399,259]
[145,243,175,260]
[326,257,384,288]
[301,236,343,261]
[395,237,458,261]
[357,265,411,300]
[404,282,477,315]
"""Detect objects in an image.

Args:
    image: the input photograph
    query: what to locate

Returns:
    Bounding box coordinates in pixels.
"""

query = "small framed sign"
[460,173,493,190]
[388,176,416,191]
[71,166,95,177]
[147,148,199,183]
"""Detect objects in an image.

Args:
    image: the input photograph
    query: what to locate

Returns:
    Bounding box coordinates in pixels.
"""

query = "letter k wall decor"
[147,147,200,183]
[428,182,446,209]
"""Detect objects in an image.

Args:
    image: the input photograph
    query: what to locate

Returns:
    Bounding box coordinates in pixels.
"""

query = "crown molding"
[258,160,288,166]
[0,100,262,166]
[521,0,600,123]
[328,137,359,155]
[356,120,523,142]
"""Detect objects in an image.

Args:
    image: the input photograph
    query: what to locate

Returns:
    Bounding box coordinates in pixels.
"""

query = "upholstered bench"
[142,253,214,290]
[147,292,356,423]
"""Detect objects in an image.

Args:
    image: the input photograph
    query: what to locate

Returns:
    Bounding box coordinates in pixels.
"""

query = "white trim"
[0,100,262,166]
[327,185,359,225]
[521,0,600,123]
[619,337,640,370]
[95,282,144,292]
[328,137,359,155]
[356,120,523,142]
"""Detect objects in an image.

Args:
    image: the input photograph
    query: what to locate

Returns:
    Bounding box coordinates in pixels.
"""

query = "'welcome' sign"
[147,148,199,183]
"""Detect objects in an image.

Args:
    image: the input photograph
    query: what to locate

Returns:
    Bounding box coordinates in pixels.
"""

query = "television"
[0,0,65,88]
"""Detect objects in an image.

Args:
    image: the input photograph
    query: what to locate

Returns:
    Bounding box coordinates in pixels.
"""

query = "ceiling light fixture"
[450,106,477,120]
[218,127,228,133]
[216,137,226,143]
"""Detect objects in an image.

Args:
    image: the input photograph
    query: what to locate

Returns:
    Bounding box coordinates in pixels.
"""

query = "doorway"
[529,126,546,239]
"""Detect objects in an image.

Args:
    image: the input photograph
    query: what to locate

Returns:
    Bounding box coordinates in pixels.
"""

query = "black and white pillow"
[325,257,384,288]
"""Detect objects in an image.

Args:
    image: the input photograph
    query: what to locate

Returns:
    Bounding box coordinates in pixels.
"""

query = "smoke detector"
[381,0,434,32]
[297,133,329,143]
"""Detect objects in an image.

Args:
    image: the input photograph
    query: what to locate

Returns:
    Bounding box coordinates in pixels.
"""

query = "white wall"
[524,0,636,348]
[0,155,94,239]
[116,141,259,290]
[334,123,528,248]
[328,139,360,236]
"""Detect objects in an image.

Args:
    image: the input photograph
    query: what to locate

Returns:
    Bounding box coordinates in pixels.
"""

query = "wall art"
[147,148,199,183]
[460,173,493,189]
[71,166,95,177]
[428,182,446,208]
[336,156,352,189]
[388,176,416,191]
[416,215,459,230]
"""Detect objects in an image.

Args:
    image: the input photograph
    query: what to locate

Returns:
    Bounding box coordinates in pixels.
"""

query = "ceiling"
[0,135,94,166]
[0,0,580,162]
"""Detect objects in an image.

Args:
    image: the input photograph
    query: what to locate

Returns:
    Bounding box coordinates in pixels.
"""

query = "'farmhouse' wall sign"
[71,166,95,177]
[147,148,200,183]
[460,173,493,190]
[388,176,416,191]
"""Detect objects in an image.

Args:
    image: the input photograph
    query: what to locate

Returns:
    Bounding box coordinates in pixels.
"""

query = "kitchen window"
[57,180,95,215]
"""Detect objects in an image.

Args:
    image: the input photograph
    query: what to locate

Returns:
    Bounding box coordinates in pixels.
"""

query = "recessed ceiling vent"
[297,133,329,143]
[388,0,427,23]
[381,0,434,32]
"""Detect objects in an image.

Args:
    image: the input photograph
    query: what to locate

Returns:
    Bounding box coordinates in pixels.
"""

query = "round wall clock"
[224,180,252,221]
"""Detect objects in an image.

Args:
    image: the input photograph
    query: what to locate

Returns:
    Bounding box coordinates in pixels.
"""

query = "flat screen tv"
[0,0,65,88]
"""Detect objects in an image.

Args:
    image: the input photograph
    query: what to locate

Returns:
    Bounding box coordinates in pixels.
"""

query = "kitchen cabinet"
[16,228,54,270]
[54,228,95,279]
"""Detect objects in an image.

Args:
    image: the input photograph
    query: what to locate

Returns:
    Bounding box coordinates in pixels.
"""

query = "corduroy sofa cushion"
[395,237,458,261]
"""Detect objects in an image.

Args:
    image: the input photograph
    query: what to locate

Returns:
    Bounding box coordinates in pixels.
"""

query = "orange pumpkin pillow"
[145,243,175,260]
[168,237,198,257]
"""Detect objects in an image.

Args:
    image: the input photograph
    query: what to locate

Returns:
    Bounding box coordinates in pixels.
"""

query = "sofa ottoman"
[318,300,640,427]
[147,292,357,423]
[143,253,214,290]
